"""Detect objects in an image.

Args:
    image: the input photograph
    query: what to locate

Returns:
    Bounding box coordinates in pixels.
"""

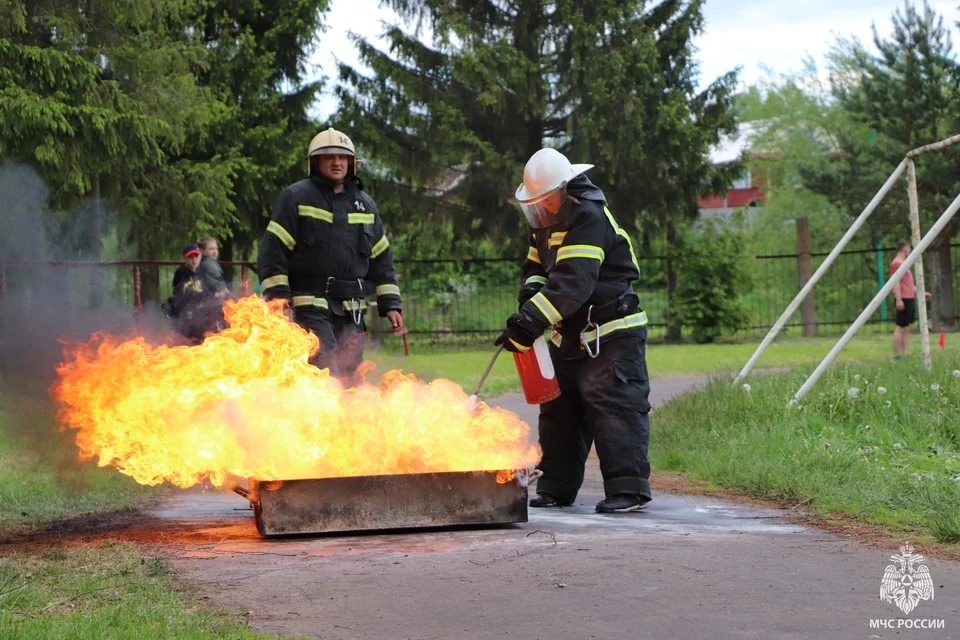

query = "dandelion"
[854,374,861,381]
[893,442,903,450]
[953,370,960,378]
[877,386,887,395]
[742,383,751,393]
[931,383,940,391]
[884,400,892,409]
[847,387,859,398]
[863,424,871,431]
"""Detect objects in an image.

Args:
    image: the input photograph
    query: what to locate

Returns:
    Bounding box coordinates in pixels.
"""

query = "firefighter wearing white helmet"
[258,127,404,384]
[496,147,653,514]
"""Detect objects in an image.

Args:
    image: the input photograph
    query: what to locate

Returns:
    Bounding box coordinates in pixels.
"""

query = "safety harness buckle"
[581,304,600,358]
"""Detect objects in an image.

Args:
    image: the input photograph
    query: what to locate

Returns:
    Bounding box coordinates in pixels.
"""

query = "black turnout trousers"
[535,327,652,503]
[294,305,366,381]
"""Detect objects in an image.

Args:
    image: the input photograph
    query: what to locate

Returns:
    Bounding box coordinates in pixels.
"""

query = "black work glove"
[494,312,540,353]
[517,284,542,310]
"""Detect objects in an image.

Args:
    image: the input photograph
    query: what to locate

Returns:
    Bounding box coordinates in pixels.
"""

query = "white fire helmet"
[307,127,360,176]
[515,148,594,228]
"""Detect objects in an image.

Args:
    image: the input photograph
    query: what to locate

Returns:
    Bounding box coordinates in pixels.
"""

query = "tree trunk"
[89,174,103,310]
[666,224,682,342]
[937,226,955,329]
[220,234,234,289]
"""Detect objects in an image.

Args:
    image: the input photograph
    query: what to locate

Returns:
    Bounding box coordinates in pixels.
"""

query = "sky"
[307,0,960,120]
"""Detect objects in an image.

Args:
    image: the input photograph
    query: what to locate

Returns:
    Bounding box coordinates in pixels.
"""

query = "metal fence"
[2,246,959,343]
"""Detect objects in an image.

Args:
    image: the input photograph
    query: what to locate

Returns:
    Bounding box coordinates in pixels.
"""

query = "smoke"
[0,164,175,478]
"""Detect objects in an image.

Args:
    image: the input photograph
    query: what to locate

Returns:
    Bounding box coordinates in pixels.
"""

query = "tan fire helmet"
[307,127,358,176]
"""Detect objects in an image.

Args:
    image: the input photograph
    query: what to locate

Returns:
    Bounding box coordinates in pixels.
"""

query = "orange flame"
[52,297,539,488]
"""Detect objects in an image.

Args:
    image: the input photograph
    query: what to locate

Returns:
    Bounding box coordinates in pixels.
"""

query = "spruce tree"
[336,0,739,339]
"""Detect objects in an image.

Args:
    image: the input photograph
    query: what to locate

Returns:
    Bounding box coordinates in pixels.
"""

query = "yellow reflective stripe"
[524,275,548,286]
[348,212,375,224]
[546,329,562,348]
[342,299,369,311]
[261,275,289,290]
[267,221,295,250]
[298,205,333,223]
[509,339,531,353]
[530,291,562,325]
[581,312,648,342]
[370,235,389,259]
[556,244,605,263]
[549,232,567,247]
[526,246,540,264]
[377,284,400,297]
[292,296,328,309]
[603,206,639,273]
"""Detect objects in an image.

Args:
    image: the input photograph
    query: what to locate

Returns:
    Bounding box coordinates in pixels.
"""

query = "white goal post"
[733,133,960,400]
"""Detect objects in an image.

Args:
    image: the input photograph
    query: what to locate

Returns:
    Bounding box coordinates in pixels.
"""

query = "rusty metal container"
[234,469,529,536]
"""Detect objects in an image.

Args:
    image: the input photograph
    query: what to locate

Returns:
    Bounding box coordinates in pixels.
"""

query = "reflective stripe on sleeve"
[370,235,389,259]
[526,246,541,264]
[298,205,333,223]
[603,205,639,273]
[581,311,648,342]
[292,296,329,309]
[549,231,567,247]
[524,275,548,286]
[267,221,296,250]
[348,212,375,224]
[529,291,562,325]
[556,244,605,263]
[261,275,289,290]
[376,284,400,297]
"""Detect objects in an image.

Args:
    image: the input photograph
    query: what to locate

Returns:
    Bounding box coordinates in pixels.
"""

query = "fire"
[52,296,539,488]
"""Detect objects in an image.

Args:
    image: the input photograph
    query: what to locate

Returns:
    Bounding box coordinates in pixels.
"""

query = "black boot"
[530,492,571,508]
[596,494,649,513]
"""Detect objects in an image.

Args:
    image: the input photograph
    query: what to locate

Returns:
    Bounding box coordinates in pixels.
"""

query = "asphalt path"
[151,377,959,640]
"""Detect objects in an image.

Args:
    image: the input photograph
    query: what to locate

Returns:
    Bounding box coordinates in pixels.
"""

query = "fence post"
[133,266,142,320]
[876,232,886,325]
[795,217,817,337]
[906,159,932,371]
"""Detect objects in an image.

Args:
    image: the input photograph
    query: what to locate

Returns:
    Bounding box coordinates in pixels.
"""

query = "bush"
[673,218,755,343]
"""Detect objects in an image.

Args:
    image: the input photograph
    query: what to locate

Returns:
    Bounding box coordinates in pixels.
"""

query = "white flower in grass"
[893,442,903,450]
[877,387,887,395]
[863,424,871,431]
[847,387,859,398]
[931,383,940,392]
[742,383,751,392]
[884,400,892,409]
[854,374,861,381]
[953,370,960,378]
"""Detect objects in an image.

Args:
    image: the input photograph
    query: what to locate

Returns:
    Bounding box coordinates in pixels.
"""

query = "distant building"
[697,123,765,223]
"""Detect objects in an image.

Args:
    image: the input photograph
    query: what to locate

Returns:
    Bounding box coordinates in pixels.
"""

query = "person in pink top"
[890,240,931,360]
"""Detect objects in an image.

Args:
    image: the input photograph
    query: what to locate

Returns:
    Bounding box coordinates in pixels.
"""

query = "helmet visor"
[517,188,566,228]
[309,146,355,157]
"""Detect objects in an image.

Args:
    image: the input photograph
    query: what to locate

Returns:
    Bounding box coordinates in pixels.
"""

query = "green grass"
[0,398,160,539]
[365,331,931,396]
[0,541,280,639]
[652,352,960,543]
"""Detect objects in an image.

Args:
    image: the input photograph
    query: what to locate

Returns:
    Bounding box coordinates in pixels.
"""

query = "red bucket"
[513,337,561,404]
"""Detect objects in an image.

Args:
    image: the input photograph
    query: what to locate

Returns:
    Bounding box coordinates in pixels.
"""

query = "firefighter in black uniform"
[258,128,404,382]
[496,148,652,513]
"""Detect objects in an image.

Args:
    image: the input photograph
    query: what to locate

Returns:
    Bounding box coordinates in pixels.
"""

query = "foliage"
[672,218,754,343]
[336,0,740,263]
[0,0,328,269]
[653,358,960,543]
